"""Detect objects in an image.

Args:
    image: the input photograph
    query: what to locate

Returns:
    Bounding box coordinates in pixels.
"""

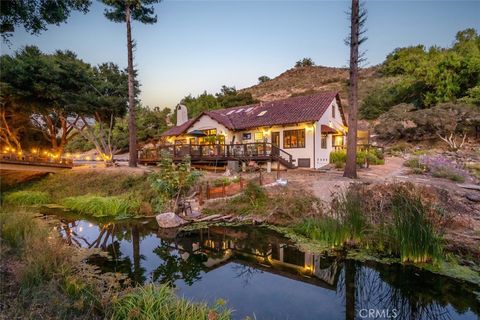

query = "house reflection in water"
[54,216,480,320]
[174,226,341,289]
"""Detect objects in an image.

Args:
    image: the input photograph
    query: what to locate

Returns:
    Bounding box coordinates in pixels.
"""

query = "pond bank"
[0,208,232,320]
[2,206,479,320]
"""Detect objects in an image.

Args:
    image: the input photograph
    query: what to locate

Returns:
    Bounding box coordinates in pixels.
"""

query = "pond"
[46,211,479,320]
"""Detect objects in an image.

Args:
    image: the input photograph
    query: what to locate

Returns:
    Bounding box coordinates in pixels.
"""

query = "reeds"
[293,217,349,247]
[2,191,51,206]
[62,195,136,217]
[107,284,232,320]
[390,191,443,263]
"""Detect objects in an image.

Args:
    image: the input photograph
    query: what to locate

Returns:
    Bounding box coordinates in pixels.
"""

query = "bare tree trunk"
[0,109,22,151]
[126,5,137,167]
[344,0,360,179]
[345,260,356,320]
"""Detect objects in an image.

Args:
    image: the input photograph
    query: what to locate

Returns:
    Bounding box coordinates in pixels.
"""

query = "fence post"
[259,170,263,185]
[206,181,210,200]
[199,184,204,206]
[239,174,243,189]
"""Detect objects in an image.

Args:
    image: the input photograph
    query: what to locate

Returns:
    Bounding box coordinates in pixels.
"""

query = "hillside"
[240,65,393,109]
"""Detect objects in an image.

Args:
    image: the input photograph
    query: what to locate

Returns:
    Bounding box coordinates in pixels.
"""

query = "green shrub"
[108,284,231,320]
[431,167,466,182]
[2,191,51,206]
[212,177,232,187]
[330,149,384,167]
[404,157,423,169]
[149,155,202,212]
[62,195,136,217]
[329,150,347,165]
[390,191,443,263]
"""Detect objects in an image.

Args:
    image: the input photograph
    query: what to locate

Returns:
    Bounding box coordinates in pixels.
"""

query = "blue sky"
[3,1,479,109]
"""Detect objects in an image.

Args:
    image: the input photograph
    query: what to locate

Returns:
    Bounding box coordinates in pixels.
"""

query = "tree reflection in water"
[337,260,479,320]
[53,215,479,320]
[152,239,207,286]
[231,264,263,287]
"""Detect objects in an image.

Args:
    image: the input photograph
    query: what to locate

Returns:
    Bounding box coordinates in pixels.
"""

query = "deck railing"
[139,142,293,167]
[1,152,74,168]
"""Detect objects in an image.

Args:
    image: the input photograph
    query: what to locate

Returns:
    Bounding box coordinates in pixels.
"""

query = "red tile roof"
[321,125,338,134]
[161,118,195,136]
[162,92,344,136]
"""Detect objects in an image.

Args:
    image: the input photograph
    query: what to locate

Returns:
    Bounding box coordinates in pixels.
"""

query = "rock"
[458,184,480,191]
[156,212,188,228]
[466,193,480,202]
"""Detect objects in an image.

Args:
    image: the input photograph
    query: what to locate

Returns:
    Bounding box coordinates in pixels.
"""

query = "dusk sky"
[3,1,479,109]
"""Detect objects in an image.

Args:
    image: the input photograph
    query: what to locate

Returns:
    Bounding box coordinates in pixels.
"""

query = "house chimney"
[176,104,188,126]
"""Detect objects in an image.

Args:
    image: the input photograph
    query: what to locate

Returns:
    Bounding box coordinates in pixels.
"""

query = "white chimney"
[176,104,188,126]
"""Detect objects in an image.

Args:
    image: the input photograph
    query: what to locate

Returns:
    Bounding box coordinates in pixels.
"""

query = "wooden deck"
[139,142,295,168]
[1,153,74,172]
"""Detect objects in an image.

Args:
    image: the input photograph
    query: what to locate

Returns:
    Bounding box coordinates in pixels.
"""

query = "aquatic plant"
[293,217,349,247]
[2,191,51,206]
[333,188,367,243]
[107,284,232,320]
[17,170,157,215]
[62,195,136,217]
[389,190,443,263]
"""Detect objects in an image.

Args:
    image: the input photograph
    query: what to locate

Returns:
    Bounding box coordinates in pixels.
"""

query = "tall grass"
[62,195,137,217]
[0,209,41,249]
[334,188,367,243]
[2,191,51,206]
[390,191,443,263]
[108,284,232,320]
[293,217,348,247]
[292,183,444,263]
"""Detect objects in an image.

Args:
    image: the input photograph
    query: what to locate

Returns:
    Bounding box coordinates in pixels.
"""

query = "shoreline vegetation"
[0,208,232,319]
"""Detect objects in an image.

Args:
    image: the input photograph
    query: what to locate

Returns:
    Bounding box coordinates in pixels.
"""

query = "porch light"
[306,125,314,132]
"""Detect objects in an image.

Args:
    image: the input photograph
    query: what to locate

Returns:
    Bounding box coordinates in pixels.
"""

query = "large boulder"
[156,212,188,228]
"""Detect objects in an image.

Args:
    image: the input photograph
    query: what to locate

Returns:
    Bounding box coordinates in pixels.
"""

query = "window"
[332,105,336,118]
[202,129,217,136]
[321,134,327,149]
[242,132,251,140]
[283,129,305,148]
[254,132,264,141]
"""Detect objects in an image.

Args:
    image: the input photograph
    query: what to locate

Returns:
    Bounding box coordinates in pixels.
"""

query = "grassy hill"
[240,65,394,109]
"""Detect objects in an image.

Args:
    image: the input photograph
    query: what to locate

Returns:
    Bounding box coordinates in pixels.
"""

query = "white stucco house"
[141,92,347,169]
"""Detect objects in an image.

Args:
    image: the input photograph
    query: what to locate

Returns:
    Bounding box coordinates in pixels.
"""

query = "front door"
[271,132,280,147]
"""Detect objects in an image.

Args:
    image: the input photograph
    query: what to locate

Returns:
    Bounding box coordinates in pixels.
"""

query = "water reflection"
[50,214,479,320]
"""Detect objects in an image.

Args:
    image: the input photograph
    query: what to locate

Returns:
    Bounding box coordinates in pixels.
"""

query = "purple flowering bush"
[405,155,470,183]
